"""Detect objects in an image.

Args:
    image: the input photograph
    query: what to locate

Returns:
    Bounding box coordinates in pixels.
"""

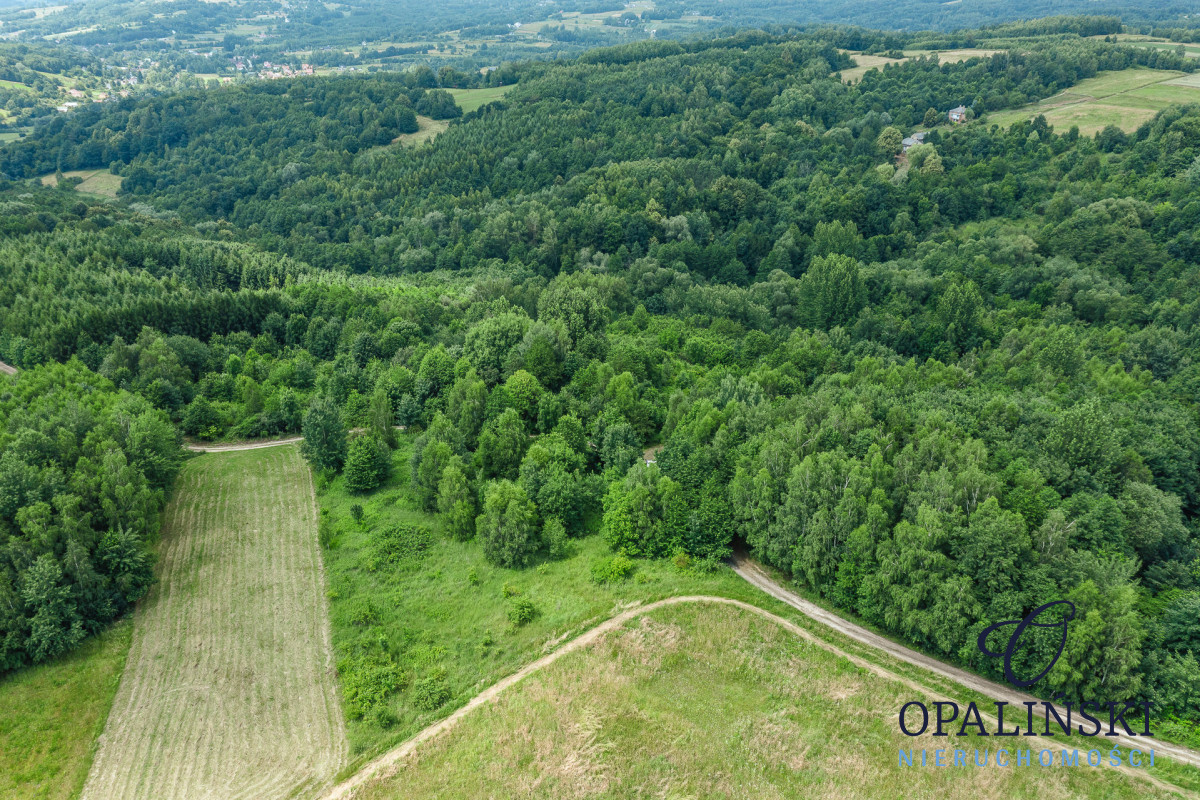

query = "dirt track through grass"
[82,445,346,800]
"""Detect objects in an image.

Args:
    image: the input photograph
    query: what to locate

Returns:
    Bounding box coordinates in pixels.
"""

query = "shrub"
[339,653,406,720]
[467,566,479,586]
[507,596,537,628]
[671,550,691,571]
[501,582,521,598]
[349,503,364,524]
[318,517,338,549]
[591,554,635,585]
[348,599,378,626]
[366,524,433,571]
[543,516,569,559]
[412,673,451,711]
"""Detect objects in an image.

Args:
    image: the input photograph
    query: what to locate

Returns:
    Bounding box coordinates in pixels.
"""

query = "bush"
[344,434,391,493]
[366,524,434,571]
[412,673,451,711]
[507,596,537,628]
[318,517,338,549]
[543,516,569,559]
[350,503,364,524]
[348,599,379,626]
[339,653,406,720]
[591,554,635,585]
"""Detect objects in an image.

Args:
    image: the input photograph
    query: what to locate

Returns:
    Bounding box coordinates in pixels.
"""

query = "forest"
[0,23,1199,736]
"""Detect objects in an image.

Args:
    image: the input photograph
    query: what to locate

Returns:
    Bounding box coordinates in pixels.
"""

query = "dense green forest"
[1,25,1199,734]
[2,0,1197,50]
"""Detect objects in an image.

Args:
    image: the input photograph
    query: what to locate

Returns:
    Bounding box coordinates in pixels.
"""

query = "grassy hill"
[346,602,1188,800]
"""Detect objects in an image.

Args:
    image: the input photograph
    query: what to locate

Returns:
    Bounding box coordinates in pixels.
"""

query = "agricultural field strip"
[1004,70,1192,119]
[321,585,1198,800]
[81,447,347,800]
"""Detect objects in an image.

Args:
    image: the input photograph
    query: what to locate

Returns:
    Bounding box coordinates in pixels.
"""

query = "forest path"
[185,436,304,453]
[185,427,404,453]
[317,595,865,800]
[319,572,1200,800]
[0,360,16,375]
[731,553,1200,770]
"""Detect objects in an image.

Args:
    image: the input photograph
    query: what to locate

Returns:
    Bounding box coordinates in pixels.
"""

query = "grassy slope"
[0,619,132,800]
[38,169,123,198]
[323,433,1200,795]
[985,67,1200,134]
[350,602,1181,800]
[320,433,754,766]
[447,85,512,114]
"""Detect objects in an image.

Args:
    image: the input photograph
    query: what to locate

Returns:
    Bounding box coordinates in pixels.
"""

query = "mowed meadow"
[81,446,347,800]
[984,67,1200,134]
[346,603,1188,800]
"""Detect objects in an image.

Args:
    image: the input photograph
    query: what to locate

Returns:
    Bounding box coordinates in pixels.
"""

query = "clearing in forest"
[81,445,346,800]
[393,115,450,147]
[38,169,123,198]
[839,48,1001,83]
[447,85,512,114]
[346,602,1191,800]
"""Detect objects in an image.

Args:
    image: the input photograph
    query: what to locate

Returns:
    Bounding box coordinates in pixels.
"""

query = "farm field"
[985,67,1200,134]
[0,620,131,800]
[82,446,346,800]
[38,169,123,198]
[345,602,1184,800]
[447,85,512,114]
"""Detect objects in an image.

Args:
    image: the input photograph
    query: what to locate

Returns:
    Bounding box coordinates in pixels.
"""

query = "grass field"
[39,169,123,198]
[82,446,347,800]
[0,620,132,800]
[348,602,1181,800]
[839,49,1000,84]
[393,115,449,147]
[319,433,756,765]
[447,85,512,114]
[985,68,1200,135]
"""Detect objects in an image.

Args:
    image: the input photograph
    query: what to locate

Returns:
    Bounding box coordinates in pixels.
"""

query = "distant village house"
[948,105,968,123]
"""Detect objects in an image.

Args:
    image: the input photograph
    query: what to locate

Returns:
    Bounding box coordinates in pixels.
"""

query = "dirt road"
[185,436,305,453]
[731,554,1200,770]
[317,596,854,800]
[319,578,1200,800]
[0,360,15,375]
[185,427,404,453]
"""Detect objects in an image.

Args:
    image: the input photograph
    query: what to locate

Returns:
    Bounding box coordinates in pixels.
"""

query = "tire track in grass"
[320,595,1196,800]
